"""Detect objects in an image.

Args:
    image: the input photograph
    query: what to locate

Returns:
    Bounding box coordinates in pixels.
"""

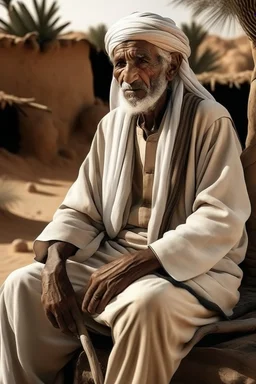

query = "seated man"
[0,12,251,384]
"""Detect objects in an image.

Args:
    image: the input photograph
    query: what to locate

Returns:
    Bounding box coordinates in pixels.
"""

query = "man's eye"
[115,61,126,68]
[138,58,149,64]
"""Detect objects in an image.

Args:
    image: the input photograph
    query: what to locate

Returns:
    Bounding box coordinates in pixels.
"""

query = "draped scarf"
[102,12,214,243]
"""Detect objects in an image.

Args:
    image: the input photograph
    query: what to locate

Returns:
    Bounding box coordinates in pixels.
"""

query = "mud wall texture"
[0,35,95,160]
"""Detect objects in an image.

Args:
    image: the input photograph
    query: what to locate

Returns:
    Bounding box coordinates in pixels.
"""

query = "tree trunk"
[245,43,256,148]
[241,43,256,281]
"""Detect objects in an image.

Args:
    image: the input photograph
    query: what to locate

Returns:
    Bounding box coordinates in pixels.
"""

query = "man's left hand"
[81,248,161,315]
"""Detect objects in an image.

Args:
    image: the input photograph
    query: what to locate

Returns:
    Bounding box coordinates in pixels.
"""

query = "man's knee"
[128,281,171,321]
[3,263,42,296]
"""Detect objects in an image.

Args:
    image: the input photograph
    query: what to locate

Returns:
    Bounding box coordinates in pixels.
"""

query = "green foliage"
[181,21,220,73]
[170,0,237,29]
[87,23,108,52]
[0,0,70,47]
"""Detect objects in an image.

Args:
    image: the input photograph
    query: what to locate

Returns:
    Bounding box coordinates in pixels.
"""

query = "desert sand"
[0,148,82,285]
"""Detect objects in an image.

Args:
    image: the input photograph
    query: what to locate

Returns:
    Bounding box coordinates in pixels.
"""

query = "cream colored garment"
[35,99,250,316]
[102,13,215,240]
[0,260,219,384]
[128,125,159,228]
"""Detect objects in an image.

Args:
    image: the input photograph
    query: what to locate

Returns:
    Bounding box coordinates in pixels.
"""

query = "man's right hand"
[41,241,80,337]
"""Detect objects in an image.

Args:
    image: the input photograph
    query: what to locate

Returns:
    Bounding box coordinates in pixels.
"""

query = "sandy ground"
[0,148,81,285]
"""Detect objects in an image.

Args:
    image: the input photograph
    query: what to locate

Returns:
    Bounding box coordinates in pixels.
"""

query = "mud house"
[0,90,53,157]
[0,32,100,162]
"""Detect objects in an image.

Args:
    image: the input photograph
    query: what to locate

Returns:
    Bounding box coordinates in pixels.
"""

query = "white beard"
[119,71,169,115]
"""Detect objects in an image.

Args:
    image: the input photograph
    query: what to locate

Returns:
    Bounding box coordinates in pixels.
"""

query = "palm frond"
[48,16,60,29]
[194,49,221,73]
[170,0,237,29]
[32,0,41,23]
[51,21,70,36]
[38,0,46,26]
[0,17,15,33]
[18,2,38,31]
[44,1,59,24]
[9,5,31,36]
[88,23,108,52]
[181,21,207,49]
[0,0,70,48]
[181,21,221,74]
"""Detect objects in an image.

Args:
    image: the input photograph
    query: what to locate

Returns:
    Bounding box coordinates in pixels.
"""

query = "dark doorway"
[90,46,113,103]
[204,82,250,148]
[0,105,21,153]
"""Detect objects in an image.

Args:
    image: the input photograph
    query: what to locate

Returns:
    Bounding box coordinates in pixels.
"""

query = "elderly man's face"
[113,40,170,112]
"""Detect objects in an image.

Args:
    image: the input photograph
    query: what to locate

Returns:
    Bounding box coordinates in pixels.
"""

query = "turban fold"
[105,12,191,61]
[104,12,214,109]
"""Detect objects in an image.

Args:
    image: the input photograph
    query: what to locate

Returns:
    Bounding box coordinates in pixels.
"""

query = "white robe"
[34,99,251,317]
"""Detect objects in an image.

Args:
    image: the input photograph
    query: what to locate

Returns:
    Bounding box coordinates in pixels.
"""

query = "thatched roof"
[0,31,90,51]
[197,70,253,91]
[0,91,50,111]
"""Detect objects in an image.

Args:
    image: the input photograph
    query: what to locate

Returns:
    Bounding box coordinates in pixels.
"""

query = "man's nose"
[123,64,139,84]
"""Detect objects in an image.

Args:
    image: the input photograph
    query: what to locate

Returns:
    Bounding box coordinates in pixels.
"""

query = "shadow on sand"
[0,210,48,244]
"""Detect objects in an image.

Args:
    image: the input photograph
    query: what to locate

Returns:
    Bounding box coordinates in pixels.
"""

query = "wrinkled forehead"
[113,40,159,59]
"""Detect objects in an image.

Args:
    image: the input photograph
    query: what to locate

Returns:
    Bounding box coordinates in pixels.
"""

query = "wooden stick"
[75,315,104,384]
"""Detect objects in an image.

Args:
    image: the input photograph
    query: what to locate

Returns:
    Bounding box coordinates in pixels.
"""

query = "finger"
[55,311,73,336]
[95,289,115,314]
[82,283,99,312]
[62,308,79,336]
[86,295,102,315]
[46,311,59,329]
[84,285,107,315]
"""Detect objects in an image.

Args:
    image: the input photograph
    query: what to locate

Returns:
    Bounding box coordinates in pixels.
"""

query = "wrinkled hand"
[82,248,160,315]
[41,242,80,337]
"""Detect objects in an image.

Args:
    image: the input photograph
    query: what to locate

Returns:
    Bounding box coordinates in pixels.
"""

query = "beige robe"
[34,99,251,317]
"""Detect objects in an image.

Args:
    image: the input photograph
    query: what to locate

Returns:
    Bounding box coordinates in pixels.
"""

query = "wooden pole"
[75,314,104,384]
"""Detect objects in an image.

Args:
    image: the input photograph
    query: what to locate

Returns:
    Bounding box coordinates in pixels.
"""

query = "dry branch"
[0,90,51,111]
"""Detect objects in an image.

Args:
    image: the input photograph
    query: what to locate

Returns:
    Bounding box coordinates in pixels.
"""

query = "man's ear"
[166,52,182,81]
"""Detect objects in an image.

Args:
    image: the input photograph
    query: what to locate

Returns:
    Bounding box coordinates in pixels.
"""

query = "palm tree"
[0,0,70,48]
[87,23,108,52]
[170,0,256,282]
[170,0,255,145]
[181,21,220,73]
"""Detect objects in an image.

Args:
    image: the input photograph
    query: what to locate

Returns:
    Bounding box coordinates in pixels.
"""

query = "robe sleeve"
[33,126,105,262]
[149,117,251,281]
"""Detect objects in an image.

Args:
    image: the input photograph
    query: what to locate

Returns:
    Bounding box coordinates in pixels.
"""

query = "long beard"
[119,72,169,115]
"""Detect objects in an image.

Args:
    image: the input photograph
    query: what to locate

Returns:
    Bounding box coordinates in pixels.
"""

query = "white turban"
[104,11,214,109]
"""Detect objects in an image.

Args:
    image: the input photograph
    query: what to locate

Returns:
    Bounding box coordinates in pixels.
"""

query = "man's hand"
[82,248,161,315]
[41,241,80,336]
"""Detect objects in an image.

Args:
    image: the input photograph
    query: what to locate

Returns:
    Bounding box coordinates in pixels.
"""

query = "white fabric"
[0,261,219,384]
[102,97,182,243]
[102,12,215,242]
[34,100,250,316]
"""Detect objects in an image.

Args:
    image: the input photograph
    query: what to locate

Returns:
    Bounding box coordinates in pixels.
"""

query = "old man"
[0,12,251,384]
